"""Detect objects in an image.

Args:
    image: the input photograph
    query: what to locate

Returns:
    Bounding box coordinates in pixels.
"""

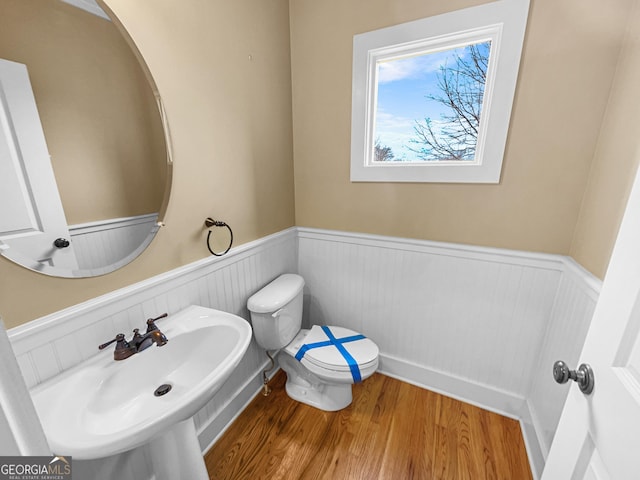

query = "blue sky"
[374,42,490,161]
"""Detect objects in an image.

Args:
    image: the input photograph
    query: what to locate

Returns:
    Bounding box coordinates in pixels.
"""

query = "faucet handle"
[98,333,127,350]
[130,328,143,342]
[146,313,168,333]
[98,333,136,360]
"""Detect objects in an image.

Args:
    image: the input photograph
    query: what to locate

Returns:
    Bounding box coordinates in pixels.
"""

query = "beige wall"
[0,0,295,328]
[290,0,633,258]
[0,0,166,224]
[570,1,640,279]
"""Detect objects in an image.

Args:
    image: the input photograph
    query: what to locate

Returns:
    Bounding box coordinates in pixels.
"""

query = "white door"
[0,58,78,269]
[542,163,640,478]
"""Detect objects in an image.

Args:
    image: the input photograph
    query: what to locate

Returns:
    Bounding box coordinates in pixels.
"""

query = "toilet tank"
[247,274,305,350]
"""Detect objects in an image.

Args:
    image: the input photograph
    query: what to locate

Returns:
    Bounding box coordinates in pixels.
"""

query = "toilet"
[247,273,379,411]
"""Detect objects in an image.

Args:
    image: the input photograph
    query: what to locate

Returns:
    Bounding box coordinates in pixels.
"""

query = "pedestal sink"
[30,305,252,480]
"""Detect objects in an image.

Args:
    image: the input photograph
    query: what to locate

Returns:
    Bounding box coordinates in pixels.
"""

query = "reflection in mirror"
[0,0,170,277]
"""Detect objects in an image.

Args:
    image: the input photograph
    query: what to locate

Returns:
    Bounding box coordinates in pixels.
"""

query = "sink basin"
[30,305,252,463]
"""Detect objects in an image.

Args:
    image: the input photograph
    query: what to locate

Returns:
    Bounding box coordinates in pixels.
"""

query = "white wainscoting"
[8,227,600,479]
[296,228,600,479]
[9,228,297,480]
[526,259,600,460]
[69,214,159,270]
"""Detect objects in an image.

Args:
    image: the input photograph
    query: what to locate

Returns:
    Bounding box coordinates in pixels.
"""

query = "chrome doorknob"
[553,360,594,395]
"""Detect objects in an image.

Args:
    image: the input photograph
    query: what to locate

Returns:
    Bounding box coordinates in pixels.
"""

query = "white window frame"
[350,0,529,183]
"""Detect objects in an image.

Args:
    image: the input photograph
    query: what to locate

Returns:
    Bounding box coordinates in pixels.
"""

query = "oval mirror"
[0,0,171,278]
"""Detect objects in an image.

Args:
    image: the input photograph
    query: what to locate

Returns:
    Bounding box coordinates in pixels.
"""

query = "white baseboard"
[521,401,545,480]
[378,353,543,478]
[378,353,528,420]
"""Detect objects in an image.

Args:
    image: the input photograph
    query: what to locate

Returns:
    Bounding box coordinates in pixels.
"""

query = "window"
[350,0,529,183]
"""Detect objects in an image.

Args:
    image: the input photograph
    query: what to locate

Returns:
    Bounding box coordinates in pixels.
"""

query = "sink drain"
[154,383,172,397]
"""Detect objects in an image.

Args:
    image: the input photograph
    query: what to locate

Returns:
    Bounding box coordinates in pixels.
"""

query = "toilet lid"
[294,325,378,378]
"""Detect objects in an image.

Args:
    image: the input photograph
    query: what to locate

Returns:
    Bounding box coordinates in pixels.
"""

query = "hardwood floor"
[205,371,532,480]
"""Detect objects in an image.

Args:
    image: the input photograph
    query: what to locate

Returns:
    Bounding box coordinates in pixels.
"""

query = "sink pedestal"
[147,418,209,480]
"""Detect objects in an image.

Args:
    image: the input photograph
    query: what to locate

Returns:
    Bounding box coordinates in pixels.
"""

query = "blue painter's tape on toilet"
[295,325,366,383]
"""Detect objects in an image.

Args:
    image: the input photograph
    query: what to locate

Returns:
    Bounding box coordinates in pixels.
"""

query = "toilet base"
[285,377,352,412]
[279,351,353,411]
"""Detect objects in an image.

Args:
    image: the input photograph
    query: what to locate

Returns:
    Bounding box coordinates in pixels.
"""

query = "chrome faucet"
[98,313,169,361]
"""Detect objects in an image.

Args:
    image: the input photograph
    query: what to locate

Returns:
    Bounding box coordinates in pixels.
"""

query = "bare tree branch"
[409,42,490,161]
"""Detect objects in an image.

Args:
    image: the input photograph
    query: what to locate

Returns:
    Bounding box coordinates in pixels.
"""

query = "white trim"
[367,27,500,168]
[520,403,545,480]
[350,0,529,183]
[379,353,542,478]
[378,353,528,420]
[68,213,158,236]
[297,226,566,270]
[560,256,602,302]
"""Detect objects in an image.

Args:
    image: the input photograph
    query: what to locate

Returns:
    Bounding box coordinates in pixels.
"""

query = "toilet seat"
[288,325,379,383]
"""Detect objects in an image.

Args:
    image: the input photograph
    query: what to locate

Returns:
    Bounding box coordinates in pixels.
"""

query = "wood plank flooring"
[205,371,532,480]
